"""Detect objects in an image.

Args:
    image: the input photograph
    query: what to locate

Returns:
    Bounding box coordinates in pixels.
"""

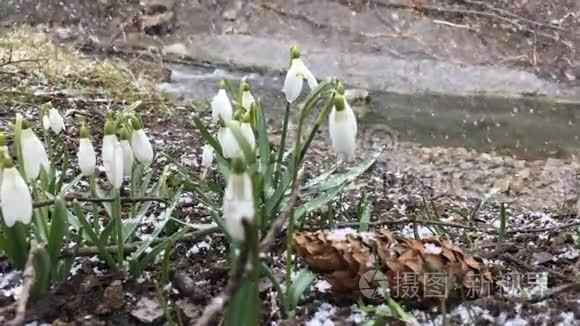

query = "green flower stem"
[113,189,123,265]
[284,211,295,313]
[43,128,54,172]
[130,166,136,220]
[13,114,25,179]
[89,175,99,229]
[299,94,335,165]
[274,102,291,187]
[31,181,49,242]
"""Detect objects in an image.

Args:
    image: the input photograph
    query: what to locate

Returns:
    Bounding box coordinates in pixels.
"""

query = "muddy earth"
[1,0,580,325]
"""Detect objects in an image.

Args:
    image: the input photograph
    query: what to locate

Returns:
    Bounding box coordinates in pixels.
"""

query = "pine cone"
[292,228,494,303]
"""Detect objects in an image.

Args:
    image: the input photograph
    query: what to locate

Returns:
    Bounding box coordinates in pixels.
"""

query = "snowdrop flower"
[217,127,238,159]
[119,128,134,177]
[328,93,357,160]
[241,82,255,111]
[283,46,318,103]
[240,123,256,151]
[217,122,256,159]
[222,159,255,241]
[211,81,233,123]
[105,142,124,189]
[201,144,214,168]
[20,122,50,180]
[77,124,96,176]
[102,120,119,182]
[1,156,32,227]
[42,113,51,130]
[48,108,66,134]
[130,117,154,165]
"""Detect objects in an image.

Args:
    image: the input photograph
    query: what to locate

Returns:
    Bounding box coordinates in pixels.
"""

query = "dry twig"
[61,226,221,257]
[33,195,168,208]
[2,241,41,326]
[194,221,253,326]
[196,172,305,326]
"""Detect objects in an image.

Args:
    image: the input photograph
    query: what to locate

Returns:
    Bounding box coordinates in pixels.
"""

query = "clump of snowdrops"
[0,102,174,297]
[186,45,377,325]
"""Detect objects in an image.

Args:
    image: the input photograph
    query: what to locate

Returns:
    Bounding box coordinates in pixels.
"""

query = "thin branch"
[0,58,48,68]
[194,221,253,326]
[524,282,580,304]
[61,226,221,257]
[33,195,168,208]
[373,0,574,48]
[4,241,40,326]
[327,218,580,237]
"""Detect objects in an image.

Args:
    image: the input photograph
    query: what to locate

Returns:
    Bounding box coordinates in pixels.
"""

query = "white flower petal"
[294,59,318,90]
[329,100,358,160]
[217,127,241,159]
[283,63,303,103]
[48,108,65,134]
[222,172,254,241]
[240,123,256,151]
[211,89,233,122]
[131,129,154,165]
[201,145,214,168]
[21,129,49,180]
[42,115,50,130]
[102,134,119,182]
[120,140,134,177]
[241,91,255,111]
[1,167,32,226]
[105,143,124,189]
[78,138,96,176]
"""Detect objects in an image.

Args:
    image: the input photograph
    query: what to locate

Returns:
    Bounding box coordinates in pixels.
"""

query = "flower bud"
[20,123,50,180]
[1,156,33,227]
[78,124,96,176]
[119,128,134,177]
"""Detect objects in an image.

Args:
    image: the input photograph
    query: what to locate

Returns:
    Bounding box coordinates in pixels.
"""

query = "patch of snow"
[326,228,357,241]
[313,280,332,293]
[306,303,336,326]
[424,243,442,255]
[558,246,579,260]
[186,241,210,256]
[556,312,576,326]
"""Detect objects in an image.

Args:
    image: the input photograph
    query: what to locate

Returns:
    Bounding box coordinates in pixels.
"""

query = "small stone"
[131,297,164,323]
[96,280,125,314]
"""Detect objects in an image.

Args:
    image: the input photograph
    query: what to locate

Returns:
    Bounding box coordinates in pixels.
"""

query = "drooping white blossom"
[240,123,256,151]
[102,120,119,182]
[211,88,233,123]
[241,90,255,111]
[217,127,238,159]
[120,139,134,177]
[328,94,357,160]
[104,142,124,189]
[48,108,66,134]
[283,48,318,103]
[222,164,254,241]
[78,136,96,176]
[42,114,51,130]
[20,127,50,180]
[201,144,214,168]
[1,161,33,227]
[217,122,256,159]
[130,119,154,165]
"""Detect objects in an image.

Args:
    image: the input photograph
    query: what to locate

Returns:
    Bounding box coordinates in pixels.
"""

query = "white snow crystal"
[306,303,336,326]
[424,243,443,255]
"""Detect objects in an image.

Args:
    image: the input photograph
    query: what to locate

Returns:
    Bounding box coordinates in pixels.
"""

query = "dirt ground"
[1,1,580,325]
[2,0,579,84]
